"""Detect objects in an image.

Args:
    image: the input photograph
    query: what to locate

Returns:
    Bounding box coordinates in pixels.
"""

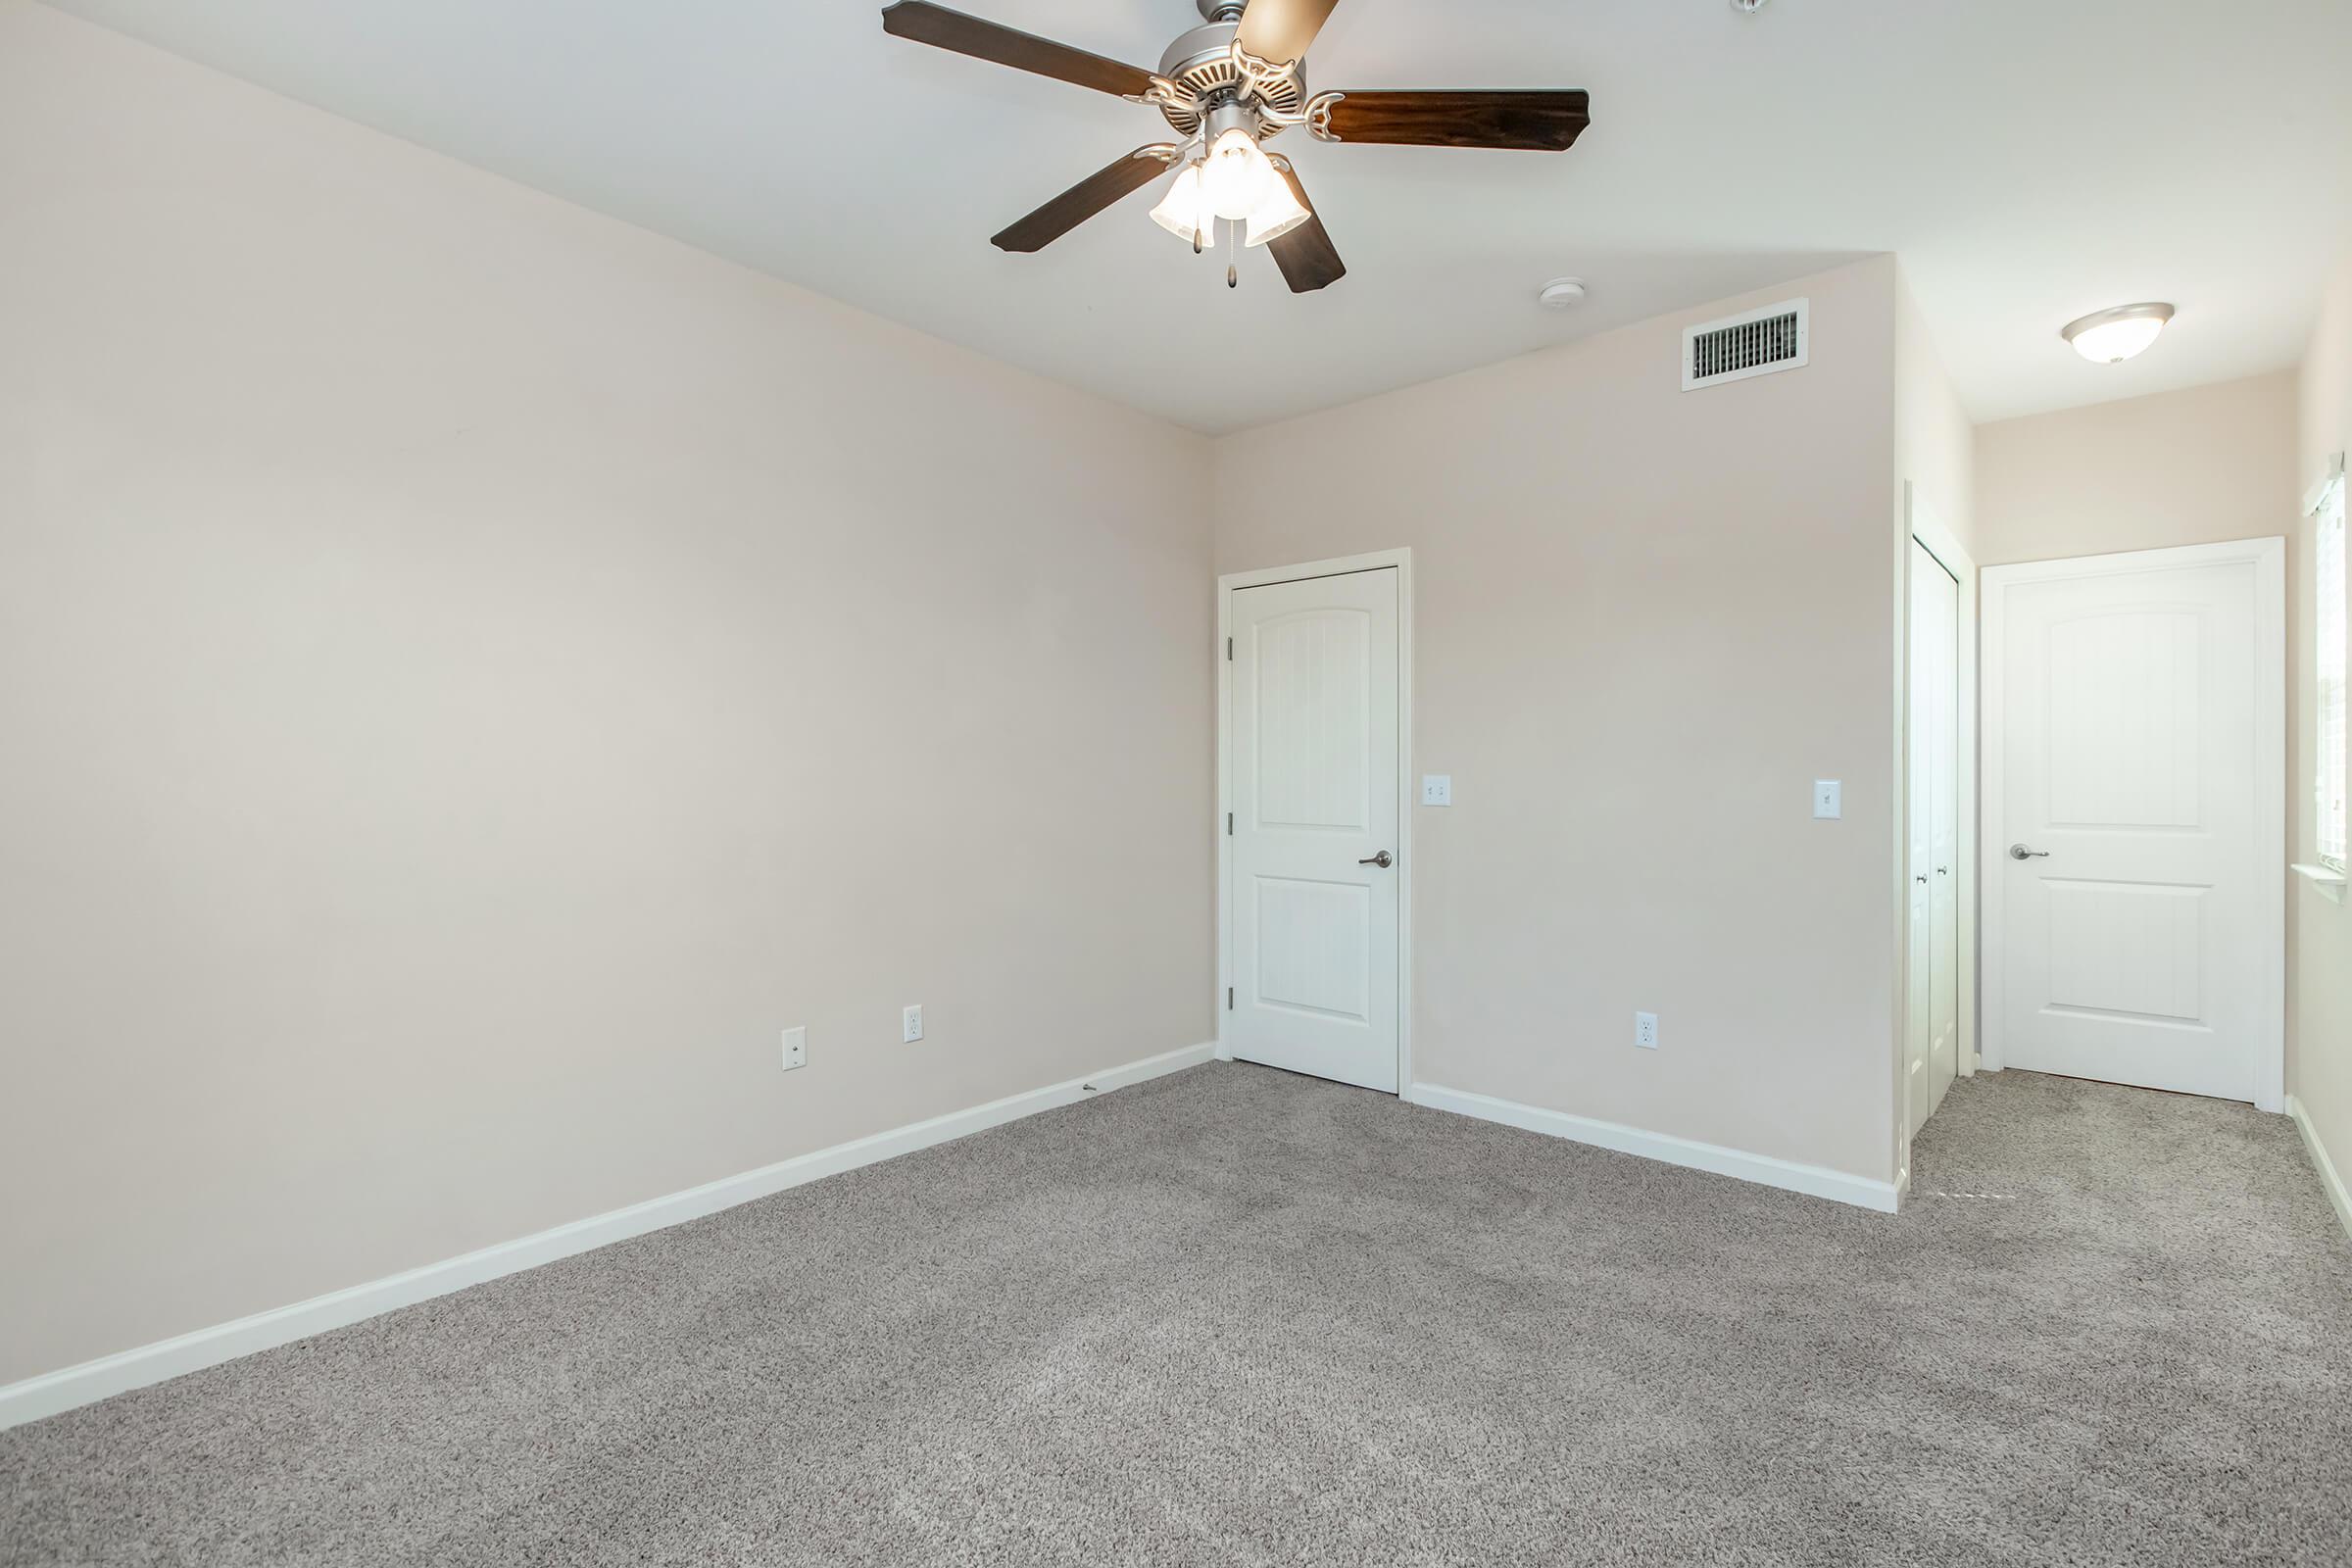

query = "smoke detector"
[1539,277,1589,310]
[1731,0,1769,11]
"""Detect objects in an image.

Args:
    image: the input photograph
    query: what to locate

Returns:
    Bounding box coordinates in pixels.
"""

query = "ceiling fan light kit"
[1149,163,1216,249]
[879,0,1592,294]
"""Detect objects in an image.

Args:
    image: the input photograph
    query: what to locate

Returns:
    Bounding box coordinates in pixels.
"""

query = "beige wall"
[1894,268,1979,562]
[2295,254,2352,1186]
[1974,372,2300,567]
[0,8,1214,1385]
[1215,258,1907,1186]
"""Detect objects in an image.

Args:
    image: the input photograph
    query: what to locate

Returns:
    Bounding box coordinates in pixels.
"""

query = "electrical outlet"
[1635,1011,1659,1050]
[781,1026,807,1072]
[902,1004,923,1044]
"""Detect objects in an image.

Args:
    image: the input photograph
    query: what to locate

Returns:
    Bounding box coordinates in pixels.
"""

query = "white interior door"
[1985,541,2284,1105]
[1907,540,1960,1138]
[1228,567,1401,1093]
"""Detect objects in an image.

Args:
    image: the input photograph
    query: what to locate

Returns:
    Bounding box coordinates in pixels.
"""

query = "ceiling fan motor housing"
[1155,21,1305,140]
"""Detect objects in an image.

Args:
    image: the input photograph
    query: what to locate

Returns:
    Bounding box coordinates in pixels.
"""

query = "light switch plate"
[781,1026,807,1072]
[1813,780,1842,819]
[1421,775,1453,807]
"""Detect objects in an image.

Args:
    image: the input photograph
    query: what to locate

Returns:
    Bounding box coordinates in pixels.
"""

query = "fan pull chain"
[1226,218,1240,289]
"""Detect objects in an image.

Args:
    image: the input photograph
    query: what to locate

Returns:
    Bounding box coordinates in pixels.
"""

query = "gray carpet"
[4,1064,2348,1567]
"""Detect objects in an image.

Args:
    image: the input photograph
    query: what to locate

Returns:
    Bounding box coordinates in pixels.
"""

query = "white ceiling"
[43,0,2352,434]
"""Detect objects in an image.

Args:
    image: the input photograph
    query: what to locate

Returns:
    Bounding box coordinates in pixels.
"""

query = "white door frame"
[1897,487,1980,1193]
[1903,486,1980,1092]
[1980,535,2286,1112]
[1216,549,1415,1094]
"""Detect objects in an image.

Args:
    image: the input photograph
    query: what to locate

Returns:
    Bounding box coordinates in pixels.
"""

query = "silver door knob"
[2009,844,2050,860]
[1358,851,1394,869]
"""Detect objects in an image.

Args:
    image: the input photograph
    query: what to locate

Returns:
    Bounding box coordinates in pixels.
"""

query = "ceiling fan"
[879,0,1592,293]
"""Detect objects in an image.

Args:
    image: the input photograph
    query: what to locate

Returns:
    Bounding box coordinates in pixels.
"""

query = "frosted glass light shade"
[2062,303,2174,365]
[1150,164,1214,248]
[1200,127,1278,221]
[1243,176,1311,247]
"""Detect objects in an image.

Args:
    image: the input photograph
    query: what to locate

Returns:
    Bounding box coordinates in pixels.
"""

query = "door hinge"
[1226,812,1233,835]
[1227,987,1234,1009]
[1225,637,1233,662]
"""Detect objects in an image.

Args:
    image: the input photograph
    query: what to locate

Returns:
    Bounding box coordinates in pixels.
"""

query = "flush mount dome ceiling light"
[880,0,1593,294]
[2062,302,2176,365]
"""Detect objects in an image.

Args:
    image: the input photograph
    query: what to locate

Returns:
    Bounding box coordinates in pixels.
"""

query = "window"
[2320,470,2347,870]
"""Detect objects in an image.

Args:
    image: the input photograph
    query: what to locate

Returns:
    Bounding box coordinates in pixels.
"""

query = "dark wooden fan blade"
[992,148,1176,253]
[1265,160,1345,293]
[881,2,1156,99]
[1236,0,1340,67]
[1318,89,1591,152]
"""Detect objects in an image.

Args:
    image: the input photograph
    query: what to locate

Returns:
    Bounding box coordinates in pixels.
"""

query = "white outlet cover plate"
[781,1026,807,1071]
[1421,775,1453,807]
[903,1004,923,1044]
[1636,1011,1659,1050]
[1813,780,1842,819]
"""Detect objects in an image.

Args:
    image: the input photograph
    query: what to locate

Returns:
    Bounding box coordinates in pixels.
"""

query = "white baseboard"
[2288,1094,2352,1247]
[0,1041,1215,1433]
[1404,1082,1901,1213]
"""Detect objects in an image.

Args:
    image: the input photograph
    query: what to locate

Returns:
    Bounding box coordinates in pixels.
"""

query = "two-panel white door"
[1227,568,1401,1093]
[1986,542,2283,1105]
[1907,540,1960,1137]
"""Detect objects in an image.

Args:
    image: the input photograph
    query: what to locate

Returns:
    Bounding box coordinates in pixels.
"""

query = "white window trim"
[2313,456,2347,885]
